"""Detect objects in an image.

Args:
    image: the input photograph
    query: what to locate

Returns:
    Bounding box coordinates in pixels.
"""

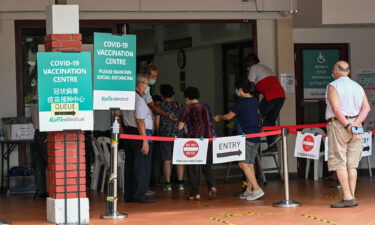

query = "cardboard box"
[2,117,35,141]
[4,123,35,140]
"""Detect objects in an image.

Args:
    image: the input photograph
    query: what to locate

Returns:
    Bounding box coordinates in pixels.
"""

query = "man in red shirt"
[244,53,285,152]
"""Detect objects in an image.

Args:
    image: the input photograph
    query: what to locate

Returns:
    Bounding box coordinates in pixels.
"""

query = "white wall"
[294,27,375,169]
[322,0,375,25]
[0,19,19,178]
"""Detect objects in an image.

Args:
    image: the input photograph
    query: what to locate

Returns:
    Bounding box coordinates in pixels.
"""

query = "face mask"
[331,73,334,79]
[149,79,156,85]
[145,87,150,95]
[235,89,241,97]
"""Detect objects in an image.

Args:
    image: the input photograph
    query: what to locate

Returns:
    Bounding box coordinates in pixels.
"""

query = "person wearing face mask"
[214,79,264,201]
[143,64,175,121]
[244,53,285,153]
[122,74,156,203]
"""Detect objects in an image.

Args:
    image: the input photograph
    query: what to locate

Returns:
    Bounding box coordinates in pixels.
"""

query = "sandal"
[208,187,217,200]
[188,194,201,200]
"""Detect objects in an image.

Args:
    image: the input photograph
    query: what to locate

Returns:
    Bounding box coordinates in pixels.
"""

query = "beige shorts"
[327,119,362,171]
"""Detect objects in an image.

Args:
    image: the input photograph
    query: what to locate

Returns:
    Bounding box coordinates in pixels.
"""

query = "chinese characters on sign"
[37,52,93,131]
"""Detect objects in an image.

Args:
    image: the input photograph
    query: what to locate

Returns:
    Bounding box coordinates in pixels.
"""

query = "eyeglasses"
[141,81,150,86]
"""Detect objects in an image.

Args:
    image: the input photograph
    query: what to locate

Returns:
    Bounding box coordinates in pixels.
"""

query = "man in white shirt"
[122,74,155,203]
[325,61,370,208]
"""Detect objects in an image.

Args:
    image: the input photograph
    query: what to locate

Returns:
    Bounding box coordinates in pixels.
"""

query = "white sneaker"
[239,191,253,199]
[246,189,264,201]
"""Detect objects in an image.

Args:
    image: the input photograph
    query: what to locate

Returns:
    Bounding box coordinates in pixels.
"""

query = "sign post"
[93,32,136,110]
[37,52,94,131]
[273,128,302,208]
[93,32,136,220]
[37,51,93,224]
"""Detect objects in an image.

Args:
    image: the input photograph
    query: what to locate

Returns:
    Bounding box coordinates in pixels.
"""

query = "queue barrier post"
[272,128,302,208]
[101,117,127,219]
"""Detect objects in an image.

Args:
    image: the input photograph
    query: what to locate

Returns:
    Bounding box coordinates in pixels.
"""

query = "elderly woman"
[122,74,155,203]
[178,87,217,200]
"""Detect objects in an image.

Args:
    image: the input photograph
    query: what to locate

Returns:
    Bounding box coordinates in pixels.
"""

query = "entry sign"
[37,52,93,132]
[93,33,136,110]
[361,132,372,157]
[172,138,209,165]
[213,136,246,164]
[294,131,322,160]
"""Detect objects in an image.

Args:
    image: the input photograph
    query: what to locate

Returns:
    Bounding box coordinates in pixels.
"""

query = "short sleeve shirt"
[231,97,261,142]
[180,103,214,138]
[159,101,183,137]
[143,92,153,104]
[122,92,154,130]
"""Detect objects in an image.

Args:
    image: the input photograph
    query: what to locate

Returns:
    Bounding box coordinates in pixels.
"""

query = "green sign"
[303,49,339,99]
[37,52,93,131]
[93,33,136,110]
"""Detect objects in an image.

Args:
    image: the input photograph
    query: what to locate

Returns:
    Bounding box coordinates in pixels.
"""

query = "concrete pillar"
[44,4,90,224]
[274,19,297,173]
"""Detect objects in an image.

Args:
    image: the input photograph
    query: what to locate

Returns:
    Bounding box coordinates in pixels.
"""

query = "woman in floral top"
[155,84,184,191]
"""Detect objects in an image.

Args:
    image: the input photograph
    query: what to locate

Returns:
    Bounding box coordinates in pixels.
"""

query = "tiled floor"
[1,177,375,225]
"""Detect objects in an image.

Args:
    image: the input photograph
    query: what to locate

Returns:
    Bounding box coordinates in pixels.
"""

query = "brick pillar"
[44,32,89,224]
[47,131,86,199]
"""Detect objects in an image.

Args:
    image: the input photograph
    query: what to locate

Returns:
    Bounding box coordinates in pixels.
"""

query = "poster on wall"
[93,33,136,110]
[303,49,339,100]
[37,52,93,131]
[280,74,295,93]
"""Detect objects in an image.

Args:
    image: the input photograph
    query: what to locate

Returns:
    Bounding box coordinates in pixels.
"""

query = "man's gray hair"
[336,64,350,73]
[136,74,149,85]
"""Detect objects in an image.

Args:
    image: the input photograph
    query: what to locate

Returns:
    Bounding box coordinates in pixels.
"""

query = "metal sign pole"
[273,128,301,208]
[101,115,127,219]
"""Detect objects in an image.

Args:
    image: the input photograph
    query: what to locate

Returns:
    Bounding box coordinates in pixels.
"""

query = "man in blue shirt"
[215,79,264,201]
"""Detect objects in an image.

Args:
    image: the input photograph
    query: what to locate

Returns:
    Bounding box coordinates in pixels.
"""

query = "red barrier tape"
[119,130,282,142]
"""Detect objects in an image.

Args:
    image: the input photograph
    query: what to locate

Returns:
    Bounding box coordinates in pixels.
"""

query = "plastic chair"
[97,136,125,193]
[96,137,111,193]
[302,128,325,180]
[90,136,107,191]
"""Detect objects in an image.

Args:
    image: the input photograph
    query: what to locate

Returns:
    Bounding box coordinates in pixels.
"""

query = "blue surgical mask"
[149,79,156,85]
[145,87,150,95]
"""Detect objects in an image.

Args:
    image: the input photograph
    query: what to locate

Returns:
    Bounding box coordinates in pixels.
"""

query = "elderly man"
[122,74,155,203]
[326,61,370,208]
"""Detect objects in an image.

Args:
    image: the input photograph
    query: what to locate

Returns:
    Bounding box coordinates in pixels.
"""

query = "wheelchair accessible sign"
[37,52,93,132]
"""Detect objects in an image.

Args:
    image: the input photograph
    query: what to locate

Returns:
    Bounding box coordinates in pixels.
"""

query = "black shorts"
[160,141,174,161]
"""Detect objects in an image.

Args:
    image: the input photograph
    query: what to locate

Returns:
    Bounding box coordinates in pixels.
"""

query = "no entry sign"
[294,131,322,160]
[173,138,208,165]
[183,140,199,158]
[302,135,315,152]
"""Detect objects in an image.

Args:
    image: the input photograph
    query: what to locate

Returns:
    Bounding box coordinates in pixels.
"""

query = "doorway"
[222,41,255,135]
